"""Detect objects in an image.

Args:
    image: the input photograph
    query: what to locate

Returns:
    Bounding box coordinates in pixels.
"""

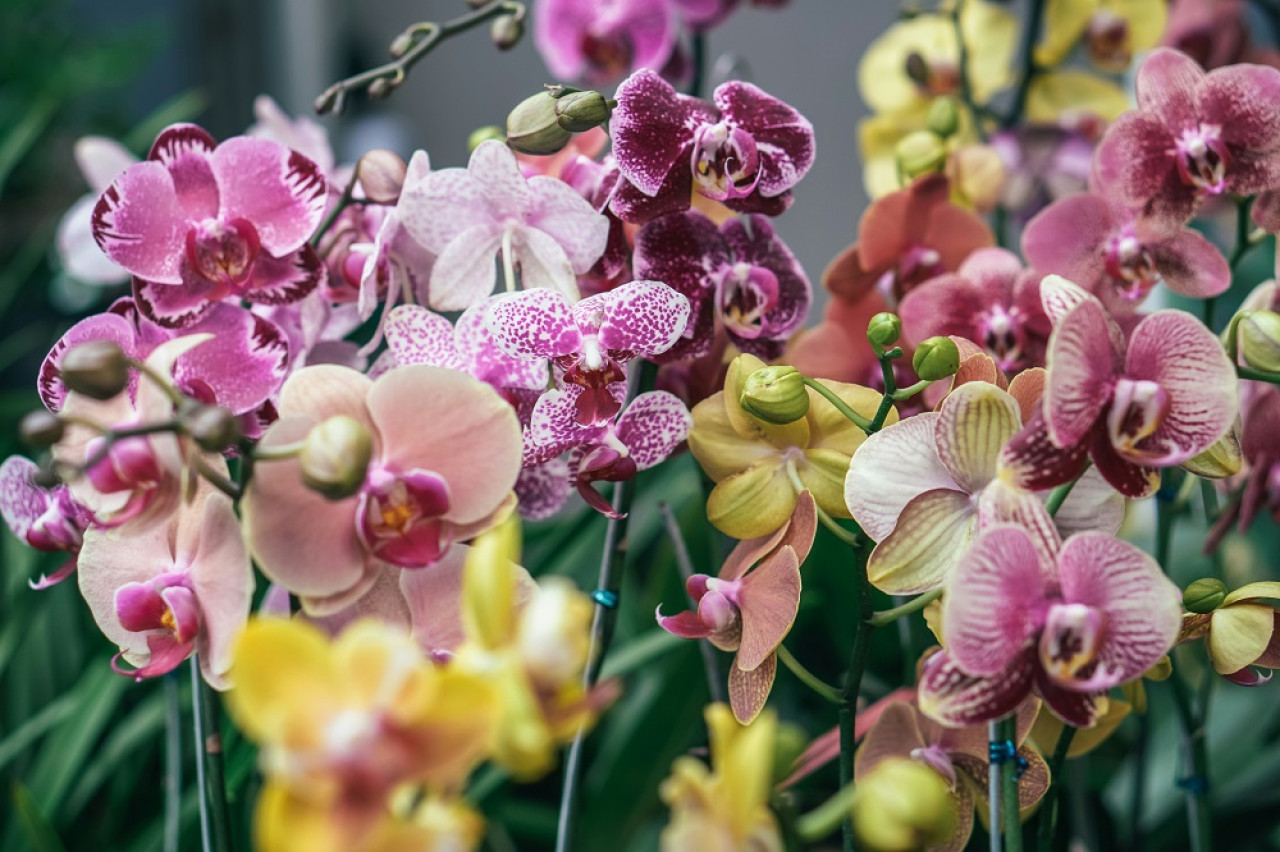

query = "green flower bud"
[490,13,524,51]
[851,758,956,851]
[19,410,65,447]
[60,340,130,401]
[926,96,961,138]
[867,312,902,348]
[299,415,373,500]
[912,336,961,382]
[554,90,614,133]
[740,366,810,424]
[895,130,947,182]
[1183,577,1227,614]
[506,92,573,156]
[468,125,506,153]
[1238,309,1280,373]
[183,403,242,453]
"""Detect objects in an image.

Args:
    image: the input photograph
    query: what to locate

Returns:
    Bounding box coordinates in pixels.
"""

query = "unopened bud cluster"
[506,88,615,156]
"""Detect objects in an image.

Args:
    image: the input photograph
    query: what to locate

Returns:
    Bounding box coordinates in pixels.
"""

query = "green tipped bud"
[895,130,947,182]
[554,90,613,132]
[20,410,65,447]
[867,312,902,348]
[367,76,396,101]
[740,366,810,424]
[468,125,506,153]
[357,149,407,204]
[912,336,961,382]
[506,92,573,156]
[1238,309,1280,373]
[851,758,956,851]
[299,415,373,500]
[490,13,524,51]
[183,403,242,453]
[1184,577,1227,614]
[926,96,961,138]
[60,340,130,401]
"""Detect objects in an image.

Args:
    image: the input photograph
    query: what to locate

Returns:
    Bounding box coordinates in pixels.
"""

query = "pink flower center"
[1106,378,1170,455]
[896,245,944,293]
[1173,123,1230,195]
[557,334,627,426]
[977,304,1028,372]
[185,217,261,291]
[112,571,201,679]
[1039,602,1106,684]
[691,122,761,201]
[1103,229,1161,301]
[356,466,453,569]
[580,29,633,80]
[909,744,957,787]
[1086,11,1131,73]
[717,261,780,339]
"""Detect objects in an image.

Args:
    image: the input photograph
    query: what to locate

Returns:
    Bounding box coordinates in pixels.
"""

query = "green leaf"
[10,783,68,852]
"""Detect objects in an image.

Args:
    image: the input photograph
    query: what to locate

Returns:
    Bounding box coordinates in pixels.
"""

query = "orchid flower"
[990,125,1095,220]
[0,455,92,588]
[918,523,1182,727]
[657,492,816,723]
[846,380,1123,595]
[1093,48,1280,229]
[243,364,523,614]
[55,136,136,288]
[633,211,811,361]
[1162,0,1280,71]
[485,280,691,424]
[246,94,336,180]
[608,69,815,223]
[92,123,328,324]
[1208,383,1280,543]
[78,480,253,687]
[1002,277,1238,498]
[1181,581,1280,686]
[1034,0,1167,72]
[398,140,609,311]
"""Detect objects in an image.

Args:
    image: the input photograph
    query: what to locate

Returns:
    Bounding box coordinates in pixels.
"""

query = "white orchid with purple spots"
[0,456,92,589]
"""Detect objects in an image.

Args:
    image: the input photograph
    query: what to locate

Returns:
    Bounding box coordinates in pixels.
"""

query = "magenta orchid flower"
[399,140,609,311]
[898,247,1052,373]
[845,380,1123,595]
[78,481,253,688]
[658,492,815,723]
[92,124,328,325]
[523,385,692,518]
[0,456,92,589]
[918,524,1181,727]
[486,280,691,424]
[1002,277,1238,498]
[1093,48,1280,228]
[56,137,136,288]
[633,210,811,361]
[243,364,523,614]
[1022,191,1230,310]
[608,69,815,223]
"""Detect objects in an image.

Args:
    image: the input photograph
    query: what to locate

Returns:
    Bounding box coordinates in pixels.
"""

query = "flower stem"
[796,783,859,843]
[1001,715,1023,852]
[868,587,943,627]
[989,720,1003,852]
[1168,661,1213,852]
[869,347,902,434]
[659,501,725,704]
[950,0,987,142]
[1237,365,1280,385]
[1002,0,1047,129]
[501,226,517,293]
[1044,476,1079,517]
[191,659,232,852]
[310,161,361,250]
[163,672,182,852]
[1035,725,1076,852]
[802,377,873,433]
[776,644,842,704]
[839,533,875,852]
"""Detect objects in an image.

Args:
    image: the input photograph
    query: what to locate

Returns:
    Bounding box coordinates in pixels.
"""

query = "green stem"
[815,504,860,549]
[989,720,1004,852]
[1001,715,1023,852]
[310,162,360,250]
[776,644,842,704]
[1035,726,1077,852]
[890,379,932,402]
[1002,0,1047,129]
[163,673,181,852]
[796,783,859,843]
[950,0,987,142]
[869,587,943,627]
[1218,196,1259,331]
[1128,712,1149,851]
[191,659,233,852]
[869,348,902,434]
[1237,365,1280,385]
[1168,665,1213,852]
[839,534,875,852]
[686,31,707,99]
[802,377,872,433]
[1044,476,1080,517]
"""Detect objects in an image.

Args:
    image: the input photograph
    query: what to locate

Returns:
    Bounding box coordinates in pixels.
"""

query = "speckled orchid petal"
[487,287,582,361]
[525,388,604,465]
[384,305,465,371]
[918,647,1037,729]
[588,280,691,357]
[514,458,572,521]
[631,211,729,361]
[609,69,700,198]
[454,303,548,391]
[712,81,815,198]
[0,456,48,546]
[999,409,1092,491]
[728,651,776,724]
[615,391,693,469]
[1044,299,1121,447]
[845,413,954,542]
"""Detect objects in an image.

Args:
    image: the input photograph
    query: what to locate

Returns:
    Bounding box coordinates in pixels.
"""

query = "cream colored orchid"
[1181,581,1280,685]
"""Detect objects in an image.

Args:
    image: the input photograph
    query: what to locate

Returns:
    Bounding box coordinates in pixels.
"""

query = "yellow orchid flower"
[1181,580,1280,685]
[226,618,497,852]
[688,354,890,540]
[660,703,783,852]
[1025,69,1131,133]
[1036,0,1168,72]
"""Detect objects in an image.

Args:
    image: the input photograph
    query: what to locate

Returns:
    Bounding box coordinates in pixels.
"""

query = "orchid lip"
[691,122,761,201]
[1173,123,1230,195]
[1104,230,1161,301]
[717,262,780,339]
[185,216,261,290]
[978,304,1026,372]
[1106,378,1170,456]
[356,466,453,569]
[1039,602,1106,684]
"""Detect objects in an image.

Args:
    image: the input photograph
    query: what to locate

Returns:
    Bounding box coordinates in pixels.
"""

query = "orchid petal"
[590,280,691,357]
[936,382,1023,493]
[615,391,692,470]
[1044,299,1119,447]
[487,288,581,361]
[210,138,327,256]
[728,651,777,724]
[846,412,954,541]
[1207,603,1275,675]
[737,545,801,671]
[92,161,187,284]
[867,487,976,595]
[918,648,1036,729]
[384,305,464,370]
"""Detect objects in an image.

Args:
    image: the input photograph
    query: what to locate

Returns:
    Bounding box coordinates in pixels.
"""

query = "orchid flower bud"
[867,312,902,348]
[895,130,948,182]
[298,415,373,500]
[356,149,408,204]
[851,758,956,851]
[1183,578,1227,614]
[926,96,961,138]
[1238,309,1280,373]
[740,366,810,424]
[60,340,130,400]
[491,13,524,51]
[506,92,573,156]
[554,90,613,133]
[19,410,65,447]
[183,403,241,453]
[912,336,961,381]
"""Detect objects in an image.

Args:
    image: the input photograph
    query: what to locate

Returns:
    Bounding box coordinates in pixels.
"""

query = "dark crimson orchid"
[1093,48,1280,229]
[898,247,1051,373]
[0,455,92,589]
[608,69,815,223]
[92,124,328,326]
[918,524,1181,728]
[633,211,811,361]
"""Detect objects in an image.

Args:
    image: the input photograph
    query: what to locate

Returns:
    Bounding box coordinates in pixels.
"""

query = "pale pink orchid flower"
[78,479,254,688]
[845,380,1124,595]
[243,364,523,615]
[399,140,609,311]
[0,455,92,589]
[918,522,1181,728]
[56,137,136,287]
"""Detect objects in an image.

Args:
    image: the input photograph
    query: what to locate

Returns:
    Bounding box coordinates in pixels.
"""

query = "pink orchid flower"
[918,523,1182,728]
[846,380,1123,595]
[1093,48,1280,229]
[898,247,1052,373]
[78,480,253,688]
[486,280,691,424]
[633,210,812,362]
[56,137,136,288]
[1162,0,1280,71]
[399,140,609,311]
[246,94,336,180]
[990,126,1095,220]
[1022,191,1230,310]
[608,69,815,223]
[0,455,92,589]
[92,123,328,326]
[560,152,633,288]
[1208,383,1280,546]
[1002,277,1238,498]
[243,364,523,614]
[657,492,816,723]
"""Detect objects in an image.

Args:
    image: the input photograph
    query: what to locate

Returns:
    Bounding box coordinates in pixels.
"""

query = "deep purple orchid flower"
[486,280,691,424]
[633,210,811,361]
[1022,191,1230,310]
[1093,48,1280,229]
[898,247,1052,373]
[0,456,92,589]
[919,523,1181,728]
[1002,277,1238,498]
[608,69,815,223]
[92,124,328,326]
